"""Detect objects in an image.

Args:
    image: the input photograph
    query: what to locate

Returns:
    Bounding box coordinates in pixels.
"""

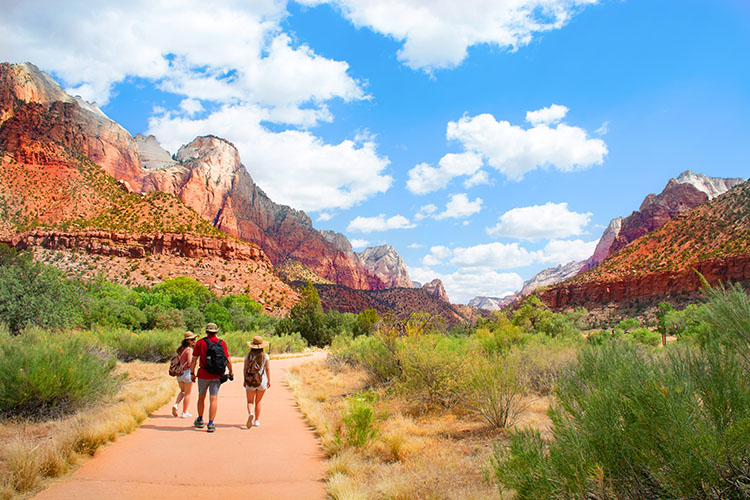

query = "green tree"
[353,308,379,337]
[151,276,215,310]
[276,281,330,346]
[0,245,82,334]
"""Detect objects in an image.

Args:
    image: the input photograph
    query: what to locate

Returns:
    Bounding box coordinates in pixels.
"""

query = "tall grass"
[0,329,118,418]
[221,330,307,357]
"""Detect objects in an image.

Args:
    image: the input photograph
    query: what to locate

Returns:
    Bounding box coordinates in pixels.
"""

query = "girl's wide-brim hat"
[247,335,269,349]
[184,331,198,340]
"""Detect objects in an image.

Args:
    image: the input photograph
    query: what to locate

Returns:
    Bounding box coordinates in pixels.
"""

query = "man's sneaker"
[193,417,205,428]
[171,404,178,417]
[253,420,260,427]
[246,414,254,429]
[181,412,192,418]
[206,422,216,433]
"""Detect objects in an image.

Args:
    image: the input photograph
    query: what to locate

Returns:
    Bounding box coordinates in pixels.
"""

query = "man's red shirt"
[193,334,229,380]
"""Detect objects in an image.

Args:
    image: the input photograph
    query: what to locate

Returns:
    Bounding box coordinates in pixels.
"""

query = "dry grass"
[287,357,552,500]
[0,361,175,499]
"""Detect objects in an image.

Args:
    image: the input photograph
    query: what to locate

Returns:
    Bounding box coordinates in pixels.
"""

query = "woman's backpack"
[168,353,183,377]
[245,352,266,387]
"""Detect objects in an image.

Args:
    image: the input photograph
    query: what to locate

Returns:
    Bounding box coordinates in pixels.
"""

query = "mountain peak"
[358,245,412,288]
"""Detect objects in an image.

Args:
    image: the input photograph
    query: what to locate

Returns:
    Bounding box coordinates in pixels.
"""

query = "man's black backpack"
[204,338,227,375]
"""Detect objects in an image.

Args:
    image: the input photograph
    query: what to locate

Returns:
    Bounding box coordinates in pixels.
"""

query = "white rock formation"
[358,245,412,288]
[521,260,586,296]
[135,134,177,170]
[675,170,745,199]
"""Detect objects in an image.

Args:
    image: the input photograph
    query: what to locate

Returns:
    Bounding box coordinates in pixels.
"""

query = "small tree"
[277,281,330,346]
[0,245,82,334]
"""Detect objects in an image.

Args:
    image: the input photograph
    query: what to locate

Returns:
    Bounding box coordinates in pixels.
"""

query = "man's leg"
[197,391,206,418]
[208,394,218,421]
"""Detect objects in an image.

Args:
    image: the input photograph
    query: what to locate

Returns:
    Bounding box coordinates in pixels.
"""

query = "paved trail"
[34,352,327,500]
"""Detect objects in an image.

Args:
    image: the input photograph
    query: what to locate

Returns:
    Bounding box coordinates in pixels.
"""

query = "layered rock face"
[0,62,144,192]
[583,171,744,271]
[422,278,449,302]
[358,245,412,289]
[140,136,383,289]
[538,255,750,309]
[2,230,269,262]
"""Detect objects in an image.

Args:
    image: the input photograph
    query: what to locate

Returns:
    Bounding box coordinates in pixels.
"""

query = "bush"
[467,353,528,428]
[625,326,661,346]
[150,276,215,310]
[331,333,401,385]
[340,390,379,447]
[490,337,750,499]
[276,281,332,346]
[221,331,307,357]
[0,246,82,334]
[90,327,181,362]
[396,334,468,410]
[514,337,579,396]
[0,329,117,418]
[474,316,529,356]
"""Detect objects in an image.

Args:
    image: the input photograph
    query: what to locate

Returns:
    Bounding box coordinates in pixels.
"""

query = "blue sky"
[2,0,749,303]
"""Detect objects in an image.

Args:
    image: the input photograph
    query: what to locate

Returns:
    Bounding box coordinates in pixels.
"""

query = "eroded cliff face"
[422,278,449,302]
[140,135,383,289]
[1,230,297,314]
[538,255,750,309]
[358,245,412,289]
[0,62,144,191]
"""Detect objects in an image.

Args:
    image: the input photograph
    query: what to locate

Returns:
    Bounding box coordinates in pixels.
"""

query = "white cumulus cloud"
[487,202,592,240]
[526,104,569,126]
[350,239,371,249]
[406,152,484,194]
[450,242,539,270]
[409,266,523,304]
[539,238,598,264]
[298,0,599,72]
[447,109,607,180]
[435,193,483,220]
[347,214,416,233]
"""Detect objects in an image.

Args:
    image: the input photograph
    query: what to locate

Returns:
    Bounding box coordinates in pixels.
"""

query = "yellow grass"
[287,357,552,500]
[0,361,175,499]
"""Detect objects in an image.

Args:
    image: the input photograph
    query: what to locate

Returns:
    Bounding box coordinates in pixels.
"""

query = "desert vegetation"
[286,285,749,500]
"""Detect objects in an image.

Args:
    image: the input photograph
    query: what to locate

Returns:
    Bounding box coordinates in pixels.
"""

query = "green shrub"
[514,337,579,396]
[221,331,307,357]
[90,327,181,362]
[474,316,529,356]
[203,302,233,332]
[331,333,401,385]
[625,327,661,346]
[352,309,378,337]
[150,276,215,310]
[0,329,117,418]
[467,353,527,428]
[490,338,750,499]
[181,306,205,332]
[340,390,379,447]
[0,247,82,334]
[396,334,468,410]
[276,281,332,347]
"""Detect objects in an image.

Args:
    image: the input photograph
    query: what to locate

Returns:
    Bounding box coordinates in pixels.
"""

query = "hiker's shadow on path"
[139,423,251,432]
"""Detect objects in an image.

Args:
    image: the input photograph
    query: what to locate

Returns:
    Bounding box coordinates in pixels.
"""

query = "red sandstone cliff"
[0,62,144,191]
[538,180,750,309]
[140,135,384,290]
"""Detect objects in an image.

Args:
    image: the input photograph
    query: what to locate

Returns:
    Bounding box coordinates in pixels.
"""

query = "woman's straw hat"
[247,335,269,349]
[184,331,198,340]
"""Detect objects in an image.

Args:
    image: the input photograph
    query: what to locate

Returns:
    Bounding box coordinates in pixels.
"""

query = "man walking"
[190,323,233,432]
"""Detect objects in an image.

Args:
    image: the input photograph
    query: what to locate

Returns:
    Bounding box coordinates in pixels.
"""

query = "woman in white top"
[244,335,271,428]
[172,331,197,418]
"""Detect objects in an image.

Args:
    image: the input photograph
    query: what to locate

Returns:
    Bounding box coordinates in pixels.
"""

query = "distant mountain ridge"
[358,244,413,289]
[538,179,750,308]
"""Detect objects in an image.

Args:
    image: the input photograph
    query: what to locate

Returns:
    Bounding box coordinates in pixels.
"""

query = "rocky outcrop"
[521,260,586,295]
[580,217,622,272]
[608,180,709,256]
[538,255,750,309]
[422,278,449,302]
[582,171,745,272]
[314,284,467,326]
[676,170,745,200]
[0,62,144,191]
[358,245,412,289]
[135,134,177,170]
[468,296,504,310]
[2,230,270,263]
[141,136,383,290]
